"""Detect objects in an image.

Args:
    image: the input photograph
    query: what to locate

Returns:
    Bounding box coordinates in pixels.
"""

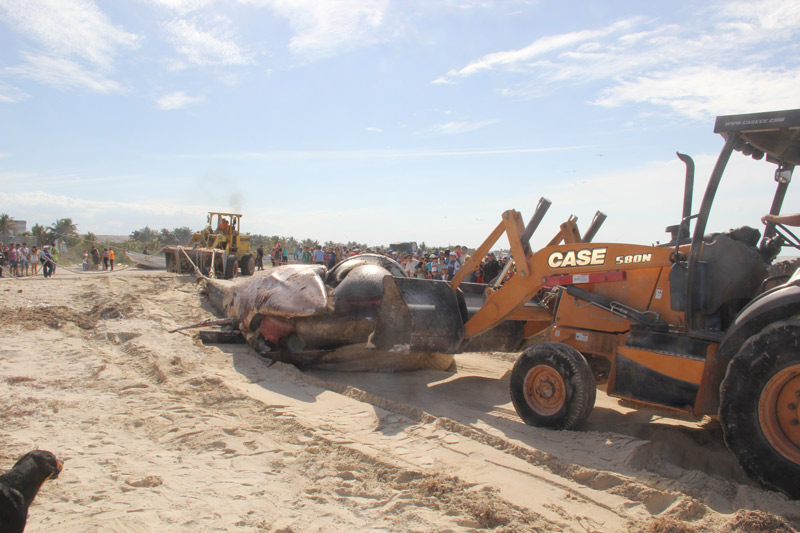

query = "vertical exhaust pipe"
[677,152,694,240]
[582,211,607,242]
[521,197,552,252]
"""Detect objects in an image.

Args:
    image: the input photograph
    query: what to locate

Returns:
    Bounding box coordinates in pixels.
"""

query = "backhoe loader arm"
[450,208,549,339]
[451,209,532,289]
[453,205,610,339]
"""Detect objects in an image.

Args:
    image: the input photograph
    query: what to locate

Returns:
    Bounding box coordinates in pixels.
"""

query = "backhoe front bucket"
[372,276,465,354]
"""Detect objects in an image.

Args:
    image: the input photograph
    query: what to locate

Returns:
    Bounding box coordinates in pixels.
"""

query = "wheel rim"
[759,364,800,465]
[523,364,566,416]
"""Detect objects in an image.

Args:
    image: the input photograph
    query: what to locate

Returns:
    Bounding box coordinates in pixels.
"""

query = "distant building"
[389,241,418,254]
[10,220,26,235]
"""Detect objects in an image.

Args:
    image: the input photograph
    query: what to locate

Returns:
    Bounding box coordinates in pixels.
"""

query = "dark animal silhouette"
[0,450,63,533]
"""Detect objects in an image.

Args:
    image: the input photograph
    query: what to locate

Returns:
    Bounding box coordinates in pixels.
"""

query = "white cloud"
[148,0,213,15]
[152,0,389,63]
[718,0,800,40]
[434,17,642,84]
[594,65,800,120]
[423,120,498,136]
[262,0,388,58]
[435,0,800,119]
[0,81,29,102]
[6,52,122,92]
[0,170,136,189]
[0,0,139,70]
[366,126,383,133]
[0,190,214,233]
[165,16,254,66]
[0,0,138,93]
[156,90,204,110]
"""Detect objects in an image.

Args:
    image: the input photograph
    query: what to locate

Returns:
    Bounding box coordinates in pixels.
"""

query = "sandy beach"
[2,267,799,532]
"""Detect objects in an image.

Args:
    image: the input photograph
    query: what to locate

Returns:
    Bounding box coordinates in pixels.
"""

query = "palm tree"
[48,218,79,249]
[130,226,159,243]
[0,213,13,240]
[172,226,193,244]
[159,228,175,244]
[31,224,47,246]
[346,241,366,250]
[48,218,78,241]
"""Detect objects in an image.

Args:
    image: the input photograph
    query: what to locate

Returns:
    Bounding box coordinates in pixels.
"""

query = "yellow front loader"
[164,212,257,279]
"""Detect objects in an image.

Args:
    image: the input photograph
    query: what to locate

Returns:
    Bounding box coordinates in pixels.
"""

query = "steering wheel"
[772,222,800,250]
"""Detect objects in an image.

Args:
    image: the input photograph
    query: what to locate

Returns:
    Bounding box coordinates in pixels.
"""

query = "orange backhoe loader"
[373,108,800,498]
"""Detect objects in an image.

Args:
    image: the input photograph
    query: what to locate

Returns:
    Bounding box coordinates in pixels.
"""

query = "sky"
[1,0,799,250]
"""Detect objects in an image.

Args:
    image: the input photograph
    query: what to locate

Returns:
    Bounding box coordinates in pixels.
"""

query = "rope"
[57,264,130,275]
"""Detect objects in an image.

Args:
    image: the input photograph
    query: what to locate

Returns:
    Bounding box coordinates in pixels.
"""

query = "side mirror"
[775,166,793,184]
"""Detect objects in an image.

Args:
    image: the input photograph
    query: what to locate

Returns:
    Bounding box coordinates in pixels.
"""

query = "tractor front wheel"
[510,342,596,430]
[239,254,256,276]
[720,323,800,499]
[224,256,238,279]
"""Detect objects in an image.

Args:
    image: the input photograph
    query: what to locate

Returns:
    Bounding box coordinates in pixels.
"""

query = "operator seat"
[670,226,769,328]
[699,228,768,315]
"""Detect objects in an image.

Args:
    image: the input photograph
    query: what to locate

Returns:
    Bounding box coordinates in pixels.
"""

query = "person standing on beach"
[102,248,109,270]
[30,246,39,276]
[91,246,100,270]
[41,246,55,278]
[256,245,264,270]
[50,243,59,274]
[8,244,19,277]
[21,243,30,276]
[109,248,115,270]
[271,243,281,267]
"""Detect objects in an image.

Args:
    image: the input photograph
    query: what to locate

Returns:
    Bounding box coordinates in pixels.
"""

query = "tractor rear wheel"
[239,254,255,276]
[224,256,238,279]
[720,323,800,499]
[510,342,596,430]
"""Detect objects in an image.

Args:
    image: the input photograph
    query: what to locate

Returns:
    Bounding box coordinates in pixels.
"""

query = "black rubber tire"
[720,323,800,499]
[223,256,238,280]
[239,254,255,276]
[510,342,596,430]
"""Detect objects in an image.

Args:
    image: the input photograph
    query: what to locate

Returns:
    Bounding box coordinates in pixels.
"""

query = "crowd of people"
[0,241,123,278]
[1,239,496,279]
[1,237,513,283]
[82,246,115,271]
[0,242,59,278]
[256,242,511,284]
[388,248,510,284]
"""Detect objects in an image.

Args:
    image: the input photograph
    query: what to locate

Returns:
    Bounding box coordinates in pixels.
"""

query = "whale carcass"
[203,254,458,371]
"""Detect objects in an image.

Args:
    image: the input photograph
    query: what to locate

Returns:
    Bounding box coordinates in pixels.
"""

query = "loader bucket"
[372,276,466,354]
[457,282,527,352]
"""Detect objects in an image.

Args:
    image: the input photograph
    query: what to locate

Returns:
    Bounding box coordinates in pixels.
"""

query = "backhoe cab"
[375,108,800,498]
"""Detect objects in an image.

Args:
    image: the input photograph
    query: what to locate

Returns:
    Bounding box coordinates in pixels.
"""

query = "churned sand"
[1,268,799,532]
